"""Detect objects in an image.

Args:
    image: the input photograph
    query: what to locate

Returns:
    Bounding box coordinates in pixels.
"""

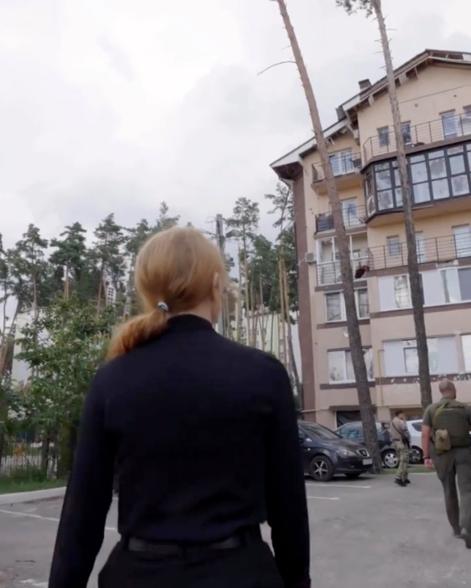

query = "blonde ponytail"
[106,227,226,360]
[107,310,168,360]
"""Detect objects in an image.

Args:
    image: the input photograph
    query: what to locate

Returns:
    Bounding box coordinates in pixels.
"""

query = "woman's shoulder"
[217,335,288,374]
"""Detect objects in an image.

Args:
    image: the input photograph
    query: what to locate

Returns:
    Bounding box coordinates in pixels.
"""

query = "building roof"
[271,48,471,179]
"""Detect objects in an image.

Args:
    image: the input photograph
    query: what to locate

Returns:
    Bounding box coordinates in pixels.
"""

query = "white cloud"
[0,0,470,245]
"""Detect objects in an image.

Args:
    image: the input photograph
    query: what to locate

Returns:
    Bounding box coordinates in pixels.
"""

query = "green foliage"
[154,201,180,233]
[249,235,279,310]
[7,224,50,314]
[17,297,117,433]
[225,197,260,244]
[336,0,374,15]
[266,183,298,310]
[50,222,88,298]
[93,214,127,289]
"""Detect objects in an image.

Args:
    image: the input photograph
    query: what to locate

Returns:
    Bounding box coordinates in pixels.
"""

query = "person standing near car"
[422,379,471,548]
[49,227,311,588]
[390,410,410,487]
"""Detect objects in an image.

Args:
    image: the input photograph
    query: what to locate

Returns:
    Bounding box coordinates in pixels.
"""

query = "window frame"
[462,334,471,372]
[329,149,354,177]
[384,337,447,377]
[439,265,471,303]
[401,121,412,145]
[386,235,401,257]
[393,274,411,309]
[441,109,458,138]
[325,288,369,322]
[377,126,390,147]
[366,140,471,214]
[328,348,374,384]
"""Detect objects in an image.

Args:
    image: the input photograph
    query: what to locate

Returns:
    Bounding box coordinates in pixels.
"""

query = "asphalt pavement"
[0,473,469,588]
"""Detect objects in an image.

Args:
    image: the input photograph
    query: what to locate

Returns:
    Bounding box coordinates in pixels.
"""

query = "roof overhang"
[271,49,471,181]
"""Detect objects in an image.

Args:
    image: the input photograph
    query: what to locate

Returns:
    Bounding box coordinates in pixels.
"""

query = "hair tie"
[157,301,169,313]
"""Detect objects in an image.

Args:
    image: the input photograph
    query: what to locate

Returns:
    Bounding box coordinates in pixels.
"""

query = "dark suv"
[298,421,373,482]
[336,421,397,469]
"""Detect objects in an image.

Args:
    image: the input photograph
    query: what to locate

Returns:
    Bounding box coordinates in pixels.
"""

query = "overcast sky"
[1,0,471,246]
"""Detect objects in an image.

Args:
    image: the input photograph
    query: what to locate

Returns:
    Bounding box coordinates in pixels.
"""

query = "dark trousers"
[98,538,284,588]
[432,446,471,534]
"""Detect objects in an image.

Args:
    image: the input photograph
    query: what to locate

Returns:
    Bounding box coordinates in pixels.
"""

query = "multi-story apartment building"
[271,49,471,428]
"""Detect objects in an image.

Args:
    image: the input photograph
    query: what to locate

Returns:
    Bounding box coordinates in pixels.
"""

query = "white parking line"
[0,508,117,532]
[306,495,340,501]
[21,580,48,587]
[307,483,371,490]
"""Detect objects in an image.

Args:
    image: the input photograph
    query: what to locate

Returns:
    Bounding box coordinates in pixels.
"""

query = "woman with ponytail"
[49,227,310,588]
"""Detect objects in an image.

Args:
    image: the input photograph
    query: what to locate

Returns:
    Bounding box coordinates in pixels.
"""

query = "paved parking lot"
[0,473,469,588]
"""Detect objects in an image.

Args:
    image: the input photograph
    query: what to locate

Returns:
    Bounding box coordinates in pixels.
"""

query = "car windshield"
[301,423,340,440]
[412,422,422,432]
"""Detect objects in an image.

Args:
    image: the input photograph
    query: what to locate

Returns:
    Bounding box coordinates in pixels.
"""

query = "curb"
[0,486,66,506]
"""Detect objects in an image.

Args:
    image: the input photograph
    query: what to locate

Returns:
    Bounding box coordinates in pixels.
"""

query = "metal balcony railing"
[317,255,370,286]
[363,112,471,164]
[316,233,471,285]
[316,205,367,233]
[312,152,362,182]
[368,233,471,271]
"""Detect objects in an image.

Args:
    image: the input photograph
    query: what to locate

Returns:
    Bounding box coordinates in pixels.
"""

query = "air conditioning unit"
[304,252,316,264]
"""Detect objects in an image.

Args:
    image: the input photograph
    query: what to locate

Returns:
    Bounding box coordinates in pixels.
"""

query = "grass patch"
[0,477,65,494]
[0,466,66,494]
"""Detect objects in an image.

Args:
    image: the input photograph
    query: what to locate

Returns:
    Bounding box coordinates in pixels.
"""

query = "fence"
[0,435,57,479]
[363,112,471,163]
[368,233,471,271]
[316,205,367,233]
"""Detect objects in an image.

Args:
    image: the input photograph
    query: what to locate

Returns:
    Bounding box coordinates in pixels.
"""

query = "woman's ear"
[212,272,221,298]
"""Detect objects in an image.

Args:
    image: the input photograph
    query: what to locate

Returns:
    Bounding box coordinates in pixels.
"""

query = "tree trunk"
[275,0,381,470]
[281,257,302,398]
[32,274,38,321]
[259,277,267,351]
[40,432,50,478]
[64,265,70,300]
[96,263,105,313]
[372,0,432,408]
[278,258,289,368]
[242,234,251,345]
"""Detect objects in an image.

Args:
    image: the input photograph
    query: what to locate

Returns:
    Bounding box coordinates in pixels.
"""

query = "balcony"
[363,112,471,165]
[316,205,367,233]
[368,233,471,272]
[312,152,362,193]
[317,255,370,286]
[365,140,471,223]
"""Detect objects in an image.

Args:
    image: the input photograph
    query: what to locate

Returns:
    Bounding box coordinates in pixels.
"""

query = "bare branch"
[257,60,296,76]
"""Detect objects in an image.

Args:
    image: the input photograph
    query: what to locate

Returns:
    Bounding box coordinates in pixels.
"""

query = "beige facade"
[272,50,471,429]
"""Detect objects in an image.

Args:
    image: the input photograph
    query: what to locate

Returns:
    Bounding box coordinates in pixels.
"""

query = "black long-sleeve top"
[49,314,310,588]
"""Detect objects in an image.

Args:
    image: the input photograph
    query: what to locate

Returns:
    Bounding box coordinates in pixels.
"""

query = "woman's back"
[49,228,310,588]
[112,314,296,542]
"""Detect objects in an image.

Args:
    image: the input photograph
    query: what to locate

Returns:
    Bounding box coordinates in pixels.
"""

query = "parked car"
[336,421,398,469]
[298,421,373,482]
[407,420,424,464]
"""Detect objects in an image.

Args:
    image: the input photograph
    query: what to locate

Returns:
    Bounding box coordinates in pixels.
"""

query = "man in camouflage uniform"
[422,379,471,548]
[390,410,410,487]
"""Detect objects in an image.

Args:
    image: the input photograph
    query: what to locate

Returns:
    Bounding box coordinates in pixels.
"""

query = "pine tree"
[226,198,260,345]
[337,0,432,407]
[50,222,87,299]
[93,214,126,311]
[274,0,381,470]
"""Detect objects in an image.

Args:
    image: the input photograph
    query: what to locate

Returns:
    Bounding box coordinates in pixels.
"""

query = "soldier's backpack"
[433,402,452,454]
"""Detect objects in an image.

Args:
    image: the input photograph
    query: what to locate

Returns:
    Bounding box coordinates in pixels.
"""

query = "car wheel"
[345,472,362,479]
[409,446,423,465]
[382,448,398,469]
[309,455,334,482]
